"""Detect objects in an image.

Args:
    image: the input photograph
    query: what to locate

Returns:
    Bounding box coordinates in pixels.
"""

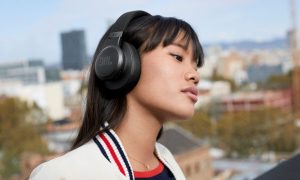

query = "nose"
[184,69,200,84]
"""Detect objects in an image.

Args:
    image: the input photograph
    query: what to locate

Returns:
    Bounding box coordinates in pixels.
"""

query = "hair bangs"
[139,16,204,67]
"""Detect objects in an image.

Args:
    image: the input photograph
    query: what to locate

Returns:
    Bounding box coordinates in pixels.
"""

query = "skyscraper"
[61,30,87,70]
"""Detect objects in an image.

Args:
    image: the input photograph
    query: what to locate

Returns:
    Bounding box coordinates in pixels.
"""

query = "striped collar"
[93,129,134,180]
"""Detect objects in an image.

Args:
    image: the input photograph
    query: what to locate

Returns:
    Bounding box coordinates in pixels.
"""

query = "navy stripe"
[93,137,110,162]
[106,130,134,180]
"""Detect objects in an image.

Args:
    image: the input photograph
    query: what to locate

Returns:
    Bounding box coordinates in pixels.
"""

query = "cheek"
[139,57,166,86]
[137,65,167,98]
[130,56,175,104]
[140,65,179,100]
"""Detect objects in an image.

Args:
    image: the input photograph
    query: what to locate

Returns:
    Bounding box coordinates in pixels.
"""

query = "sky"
[0,0,298,64]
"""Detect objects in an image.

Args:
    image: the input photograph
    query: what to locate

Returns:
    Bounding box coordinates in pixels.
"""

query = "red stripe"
[134,161,164,178]
[100,133,126,175]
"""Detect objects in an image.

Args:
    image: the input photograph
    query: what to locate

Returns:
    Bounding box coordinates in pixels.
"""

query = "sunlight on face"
[128,34,200,122]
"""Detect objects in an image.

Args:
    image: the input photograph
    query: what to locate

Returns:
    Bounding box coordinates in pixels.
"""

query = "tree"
[0,97,49,178]
[216,107,297,157]
[176,109,213,139]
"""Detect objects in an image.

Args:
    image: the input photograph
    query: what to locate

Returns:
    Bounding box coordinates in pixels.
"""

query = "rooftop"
[158,124,203,155]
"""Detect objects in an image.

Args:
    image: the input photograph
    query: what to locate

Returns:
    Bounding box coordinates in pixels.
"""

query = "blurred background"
[1,0,300,179]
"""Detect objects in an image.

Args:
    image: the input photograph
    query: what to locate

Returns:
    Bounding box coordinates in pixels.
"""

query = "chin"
[158,101,196,121]
[172,109,195,120]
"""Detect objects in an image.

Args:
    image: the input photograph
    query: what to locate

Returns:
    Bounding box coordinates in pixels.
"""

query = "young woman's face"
[128,34,200,121]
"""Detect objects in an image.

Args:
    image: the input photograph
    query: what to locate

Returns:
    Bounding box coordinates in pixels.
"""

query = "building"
[195,80,231,109]
[0,59,46,85]
[198,45,223,79]
[220,89,292,112]
[60,70,87,107]
[61,30,88,70]
[44,122,79,153]
[45,64,61,82]
[20,153,61,179]
[158,125,213,180]
[247,64,283,83]
[216,51,245,80]
[0,81,67,121]
[213,159,275,180]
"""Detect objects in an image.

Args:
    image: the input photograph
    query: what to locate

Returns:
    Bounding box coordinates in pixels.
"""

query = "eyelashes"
[169,52,198,71]
[169,53,183,62]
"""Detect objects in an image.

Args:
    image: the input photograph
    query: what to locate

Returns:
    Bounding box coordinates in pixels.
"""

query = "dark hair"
[71,14,204,150]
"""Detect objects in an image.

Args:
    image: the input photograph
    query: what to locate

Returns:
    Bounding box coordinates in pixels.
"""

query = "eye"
[170,53,183,62]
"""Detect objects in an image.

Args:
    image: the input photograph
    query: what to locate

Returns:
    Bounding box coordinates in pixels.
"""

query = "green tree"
[216,107,297,157]
[176,109,213,139]
[0,97,49,178]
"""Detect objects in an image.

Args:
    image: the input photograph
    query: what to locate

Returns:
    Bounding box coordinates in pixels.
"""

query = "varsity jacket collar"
[92,128,178,180]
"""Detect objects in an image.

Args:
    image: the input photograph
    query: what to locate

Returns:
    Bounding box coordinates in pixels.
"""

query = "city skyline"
[0,0,298,64]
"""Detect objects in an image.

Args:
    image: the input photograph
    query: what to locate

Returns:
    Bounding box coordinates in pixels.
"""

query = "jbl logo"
[99,56,112,65]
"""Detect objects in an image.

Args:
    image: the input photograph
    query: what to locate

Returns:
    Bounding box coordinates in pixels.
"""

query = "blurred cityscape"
[1,1,300,180]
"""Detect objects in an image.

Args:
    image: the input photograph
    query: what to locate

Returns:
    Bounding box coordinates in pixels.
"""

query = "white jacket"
[29,129,186,180]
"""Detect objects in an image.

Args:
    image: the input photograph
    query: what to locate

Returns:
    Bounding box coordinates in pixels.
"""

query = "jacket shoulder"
[29,140,123,180]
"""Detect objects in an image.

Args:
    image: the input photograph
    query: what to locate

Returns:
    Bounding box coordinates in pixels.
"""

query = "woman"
[30,10,204,180]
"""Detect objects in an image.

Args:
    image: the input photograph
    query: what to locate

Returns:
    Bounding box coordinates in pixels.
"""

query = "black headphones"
[95,10,151,92]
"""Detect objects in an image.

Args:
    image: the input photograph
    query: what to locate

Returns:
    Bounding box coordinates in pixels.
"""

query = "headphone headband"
[106,11,151,47]
[110,10,150,33]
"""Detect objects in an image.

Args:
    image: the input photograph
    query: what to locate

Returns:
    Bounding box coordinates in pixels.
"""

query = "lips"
[181,86,198,103]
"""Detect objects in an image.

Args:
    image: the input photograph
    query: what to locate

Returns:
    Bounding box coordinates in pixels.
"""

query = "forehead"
[170,34,192,49]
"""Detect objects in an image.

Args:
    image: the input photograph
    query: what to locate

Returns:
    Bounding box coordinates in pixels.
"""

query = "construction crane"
[291,0,300,117]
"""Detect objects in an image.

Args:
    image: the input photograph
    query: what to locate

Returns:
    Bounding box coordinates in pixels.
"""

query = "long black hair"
[72,13,204,150]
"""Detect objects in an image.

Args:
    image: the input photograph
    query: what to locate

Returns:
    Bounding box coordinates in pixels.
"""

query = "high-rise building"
[61,30,87,70]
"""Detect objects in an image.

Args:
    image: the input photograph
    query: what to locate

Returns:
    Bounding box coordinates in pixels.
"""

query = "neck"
[114,96,162,167]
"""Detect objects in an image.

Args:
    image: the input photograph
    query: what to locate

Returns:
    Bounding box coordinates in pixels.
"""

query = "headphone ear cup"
[104,42,141,92]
